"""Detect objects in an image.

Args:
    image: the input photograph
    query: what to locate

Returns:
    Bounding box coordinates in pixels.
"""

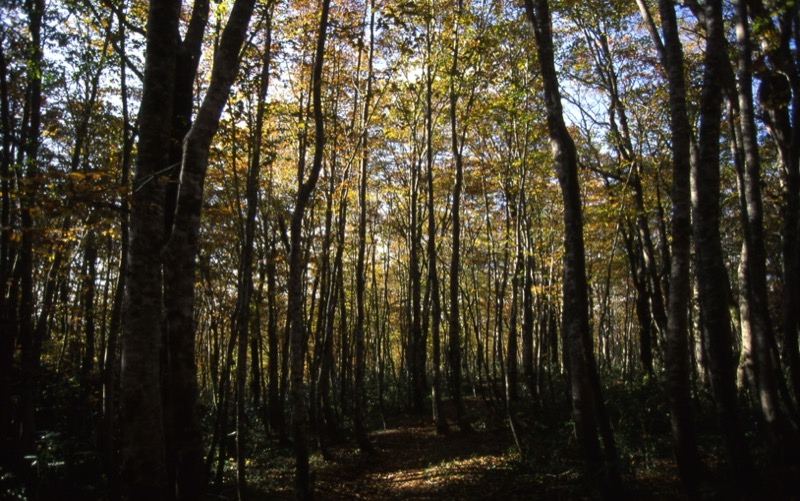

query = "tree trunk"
[752,1,800,416]
[409,127,425,414]
[522,237,536,395]
[120,0,181,494]
[692,0,759,491]
[164,0,210,237]
[733,0,796,460]
[525,0,621,494]
[160,0,255,497]
[424,8,447,435]
[0,35,13,468]
[448,0,472,434]
[635,0,706,494]
[234,10,272,497]
[354,0,376,451]
[15,0,45,467]
[289,0,331,496]
[622,226,655,377]
[102,18,133,494]
[507,233,521,404]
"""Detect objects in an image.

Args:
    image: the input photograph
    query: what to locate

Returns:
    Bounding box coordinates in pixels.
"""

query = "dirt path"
[314,417,535,500]
[247,406,594,500]
[238,399,687,500]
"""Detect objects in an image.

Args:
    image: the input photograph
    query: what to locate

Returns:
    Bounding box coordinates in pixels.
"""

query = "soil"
[221,398,689,500]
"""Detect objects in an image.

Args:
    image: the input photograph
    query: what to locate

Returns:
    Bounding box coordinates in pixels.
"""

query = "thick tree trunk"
[752,2,800,415]
[160,0,255,497]
[121,0,181,494]
[692,0,758,491]
[164,0,210,236]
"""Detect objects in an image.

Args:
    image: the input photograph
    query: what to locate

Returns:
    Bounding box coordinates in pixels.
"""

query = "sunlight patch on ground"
[367,453,508,494]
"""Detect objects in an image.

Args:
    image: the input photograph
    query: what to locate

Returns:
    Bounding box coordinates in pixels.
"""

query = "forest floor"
[214,397,693,500]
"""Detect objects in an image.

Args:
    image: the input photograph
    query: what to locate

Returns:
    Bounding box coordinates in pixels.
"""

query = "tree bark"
[448,0,472,434]
[160,0,256,497]
[289,0,331,496]
[692,0,759,491]
[525,0,621,494]
[234,10,273,497]
[733,0,797,459]
[121,0,181,494]
[635,0,706,494]
[0,35,13,468]
[424,6,448,435]
[354,0,376,451]
[750,0,800,416]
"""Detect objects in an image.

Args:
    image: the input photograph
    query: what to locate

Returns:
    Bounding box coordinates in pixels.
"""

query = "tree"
[233,5,274,496]
[750,0,800,412]
[736,0,800,454]
[122,0,256,496]
[634,0,705,493]
[287,0,332,496]
[423,0,448,434]
[524,0,622,494]
[447,0,472,435]
[120,0,181,493]
[354,0,376,451]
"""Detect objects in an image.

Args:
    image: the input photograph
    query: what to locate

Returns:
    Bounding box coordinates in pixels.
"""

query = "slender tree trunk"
[507,232,521,404]
[313,127,337,457]
[448,0,472,434]
[522,236,536,395]
[733,0,796,460]
[82,233,98,380]
[409,138,424,413]
[266,223,282,436]
[622,226,655,377]
[525,0,621,494]
[16,0,45,466]
[102,18,133,495]
[233,11,272,497]
[635,0,706,494]
[424,7,447,434]
[290,0,331,496]
[0,35,13,468]
[354,0,376,450]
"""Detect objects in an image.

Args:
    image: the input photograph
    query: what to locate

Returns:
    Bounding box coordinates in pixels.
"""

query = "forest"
[2,0,800,498]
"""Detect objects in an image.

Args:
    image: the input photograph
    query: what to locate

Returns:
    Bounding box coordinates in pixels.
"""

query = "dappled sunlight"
[369,453,510,495]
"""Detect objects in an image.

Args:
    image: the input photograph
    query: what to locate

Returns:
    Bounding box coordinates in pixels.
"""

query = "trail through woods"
[225,399,688,500]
